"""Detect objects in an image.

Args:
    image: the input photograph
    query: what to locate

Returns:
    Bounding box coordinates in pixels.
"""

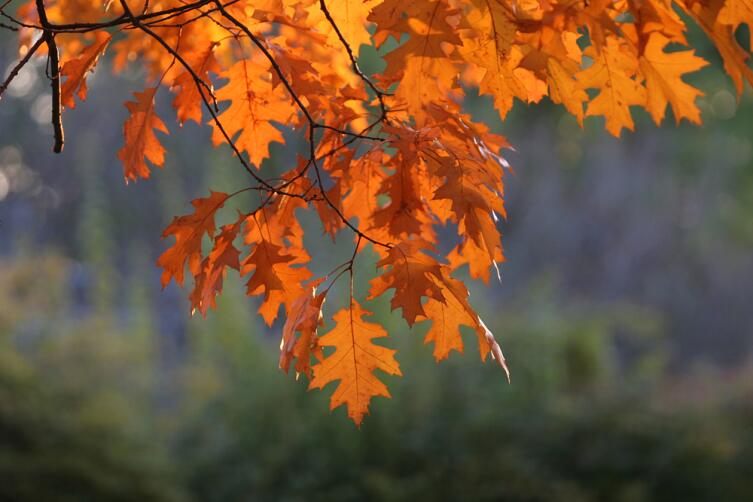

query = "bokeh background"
[2,19,753,501]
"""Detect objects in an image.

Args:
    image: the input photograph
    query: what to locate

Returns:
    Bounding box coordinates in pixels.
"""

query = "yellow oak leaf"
[718,0,753,48]
[577,37,646,136]
[639,33,708,125]
[548,58,588,125]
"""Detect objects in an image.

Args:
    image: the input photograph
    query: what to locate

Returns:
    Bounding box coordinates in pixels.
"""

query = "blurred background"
[1,20,753,502]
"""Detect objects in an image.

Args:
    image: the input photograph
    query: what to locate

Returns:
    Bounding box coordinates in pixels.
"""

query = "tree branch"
[35,0,64,153]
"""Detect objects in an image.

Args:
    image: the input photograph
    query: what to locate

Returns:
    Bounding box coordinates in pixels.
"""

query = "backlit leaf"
[309,301,402,426]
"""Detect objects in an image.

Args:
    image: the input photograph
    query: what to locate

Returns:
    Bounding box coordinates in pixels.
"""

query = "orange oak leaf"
[420,110,508,281]
[60,31,111,109]
[379,0,464,124]
[639,33,709,125]
[369,240,446,326]
[635,0,688,44]
[117,87,169,181]
[421,295,465,361]
[464,40,546,120]
[447,236,505,283]
[211,60,294,167]
[340,149,388,227]
[171,41,220,126]
[681,0,753,94]
[309,301,402,426]
[420,268,510,380]
[189,219,242,317]
[718,0,753,49]
[370,154,433,240]
[279,278,326,376]
[245,183,311,252]
[157,191,229,288]
[242,238,313,326]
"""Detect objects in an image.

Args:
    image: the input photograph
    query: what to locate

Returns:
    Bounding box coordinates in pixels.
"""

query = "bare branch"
[35,0,64,153]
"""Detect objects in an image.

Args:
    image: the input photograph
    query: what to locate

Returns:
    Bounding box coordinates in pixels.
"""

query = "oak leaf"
[379,0,464,124]
[547,58,588,126]
[314,0,375,50]
[158,191,229,288]
[189,219,242,317]
[718,0,753,48]
[211,60,294,167]
[309,301,402,426]
[639,33,708,125]
[60,31,111,109]
[242,238,313,326]
[577,37,647,136]
[681,0,753,94]
[117,87,169,181]
[369,240,446,326]
[421,269,509,381]
[171,41,220,126]
[280,278,326,376]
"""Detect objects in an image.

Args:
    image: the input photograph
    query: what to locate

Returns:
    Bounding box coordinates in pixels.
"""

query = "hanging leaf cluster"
[2,0,751,425]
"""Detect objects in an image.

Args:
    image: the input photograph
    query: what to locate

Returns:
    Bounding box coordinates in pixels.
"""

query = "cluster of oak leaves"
[8,0,752,425]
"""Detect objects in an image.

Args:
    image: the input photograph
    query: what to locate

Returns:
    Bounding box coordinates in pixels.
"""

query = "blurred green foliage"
[1,255,751,501]
[0,256,183,501]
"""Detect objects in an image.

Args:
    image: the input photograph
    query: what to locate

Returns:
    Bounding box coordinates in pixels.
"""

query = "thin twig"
[0,36,44,100]
[318,0,389,123]
[1,0,213,32]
